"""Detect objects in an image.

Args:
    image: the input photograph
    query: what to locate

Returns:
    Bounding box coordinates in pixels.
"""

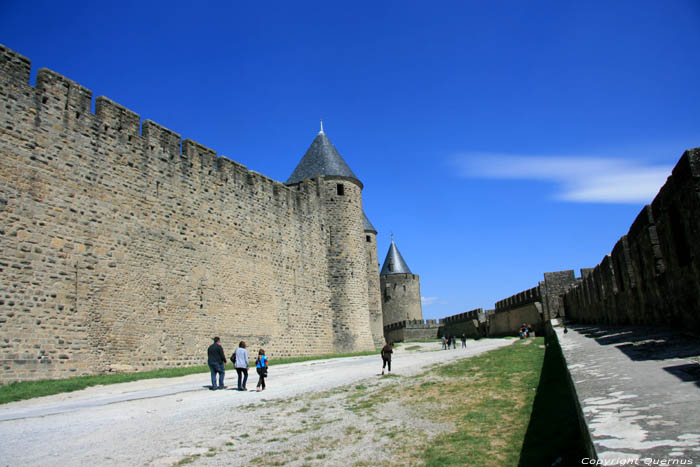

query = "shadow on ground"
[573,324,700,361]
[518,334,589,467]
[571,323,700,388]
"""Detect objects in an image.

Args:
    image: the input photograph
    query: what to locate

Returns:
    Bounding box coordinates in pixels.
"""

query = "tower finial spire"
[319,119,324,134]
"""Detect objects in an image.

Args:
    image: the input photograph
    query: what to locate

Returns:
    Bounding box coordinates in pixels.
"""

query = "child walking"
[255,348,268,391]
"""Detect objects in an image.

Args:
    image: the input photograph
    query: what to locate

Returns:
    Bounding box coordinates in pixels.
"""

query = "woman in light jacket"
[233,341,249,391]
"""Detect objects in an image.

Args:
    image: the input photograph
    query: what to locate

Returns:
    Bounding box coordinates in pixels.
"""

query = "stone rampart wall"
[383,319,439,343]
[439,308,485,339]
[0,45,373,383]
[563,149,700,333]
[489,302,544,337]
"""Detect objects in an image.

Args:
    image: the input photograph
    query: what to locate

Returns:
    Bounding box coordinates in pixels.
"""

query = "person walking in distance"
[441,335,447,350]
[233,341,249,391]
[207,337,226,390]
[381,342,393,375]
[451,335,457,349]
[461,333,467,348]
[255,348,268,391]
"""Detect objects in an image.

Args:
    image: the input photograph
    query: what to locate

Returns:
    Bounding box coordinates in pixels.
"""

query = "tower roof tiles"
[285,123,361,186]
[380,237,412,275]
[363,212,377,233]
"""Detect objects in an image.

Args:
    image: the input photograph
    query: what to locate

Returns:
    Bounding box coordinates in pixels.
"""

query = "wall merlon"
[216,157,253,186]
[672,147,700,182]
[628,205,654,241]
[142,119,181,157]
[248,170,276,188]
[95,96,140,136]
[36,68,92,115]
[612,235,635,290]
[182,139,217,174]
[601,254,617,295]
[0,44,31,84]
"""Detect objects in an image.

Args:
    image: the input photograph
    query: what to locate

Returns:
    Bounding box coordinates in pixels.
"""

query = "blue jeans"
[209,362,225,389]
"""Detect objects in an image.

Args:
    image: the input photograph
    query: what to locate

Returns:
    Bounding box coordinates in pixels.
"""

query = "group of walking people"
[207,337,268,392]
[209,336,453,390]
[519,324,534,339]
[441,333,467,349]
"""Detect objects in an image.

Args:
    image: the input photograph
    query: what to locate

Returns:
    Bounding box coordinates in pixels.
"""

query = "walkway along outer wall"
[562,148,700,333]
[0,45,377,383]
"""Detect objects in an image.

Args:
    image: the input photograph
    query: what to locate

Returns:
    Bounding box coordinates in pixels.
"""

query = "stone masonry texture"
[0,45,378,383]
[380,273,423,329]
[364,230,384,347]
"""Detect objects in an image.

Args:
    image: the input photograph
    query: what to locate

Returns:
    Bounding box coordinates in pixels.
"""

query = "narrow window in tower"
[337,183,344,196]
[366,235,370,242]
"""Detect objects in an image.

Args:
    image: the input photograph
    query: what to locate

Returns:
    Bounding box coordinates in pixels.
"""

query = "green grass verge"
[0,365,210,405]
[0,348,382,405]
[412,338,545,466]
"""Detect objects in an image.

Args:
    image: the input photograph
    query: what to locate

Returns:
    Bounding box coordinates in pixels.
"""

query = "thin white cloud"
[455,153,671,204]
[421,296,441,306]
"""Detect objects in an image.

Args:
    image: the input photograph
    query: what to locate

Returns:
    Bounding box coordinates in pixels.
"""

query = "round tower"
[286,123,374,352]
[380,237,423,328]
[363,212,384,348]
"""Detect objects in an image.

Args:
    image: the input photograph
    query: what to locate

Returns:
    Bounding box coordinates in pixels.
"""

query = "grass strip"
[0,348,382,405]
[402,338,546,466]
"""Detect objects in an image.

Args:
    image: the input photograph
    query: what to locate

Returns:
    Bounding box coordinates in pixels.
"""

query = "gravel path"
[0,338,514,466]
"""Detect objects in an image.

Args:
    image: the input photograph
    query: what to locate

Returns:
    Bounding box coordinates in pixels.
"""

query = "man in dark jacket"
[381,342,393,375]
[207,337,226,390]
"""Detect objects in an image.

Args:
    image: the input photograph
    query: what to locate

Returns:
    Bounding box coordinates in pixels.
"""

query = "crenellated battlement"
[439,308,483,324]
[0,44,323,213]
[562,148,700,332]
[383,319,438,331]
[495,286,541,313]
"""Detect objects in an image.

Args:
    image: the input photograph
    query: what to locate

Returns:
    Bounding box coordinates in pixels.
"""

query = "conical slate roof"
[380,237,412,275]
[363,212,377,234]
[285,124,361,186]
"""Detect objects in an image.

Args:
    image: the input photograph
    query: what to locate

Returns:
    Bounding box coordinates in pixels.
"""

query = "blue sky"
[2,1,700,319]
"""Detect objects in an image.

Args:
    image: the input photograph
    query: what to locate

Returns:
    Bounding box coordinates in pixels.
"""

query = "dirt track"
[0,339,513,466]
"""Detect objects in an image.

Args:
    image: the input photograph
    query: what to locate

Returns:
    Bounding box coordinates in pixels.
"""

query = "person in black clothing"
[207,337,226,390]
[381,342,393,375]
